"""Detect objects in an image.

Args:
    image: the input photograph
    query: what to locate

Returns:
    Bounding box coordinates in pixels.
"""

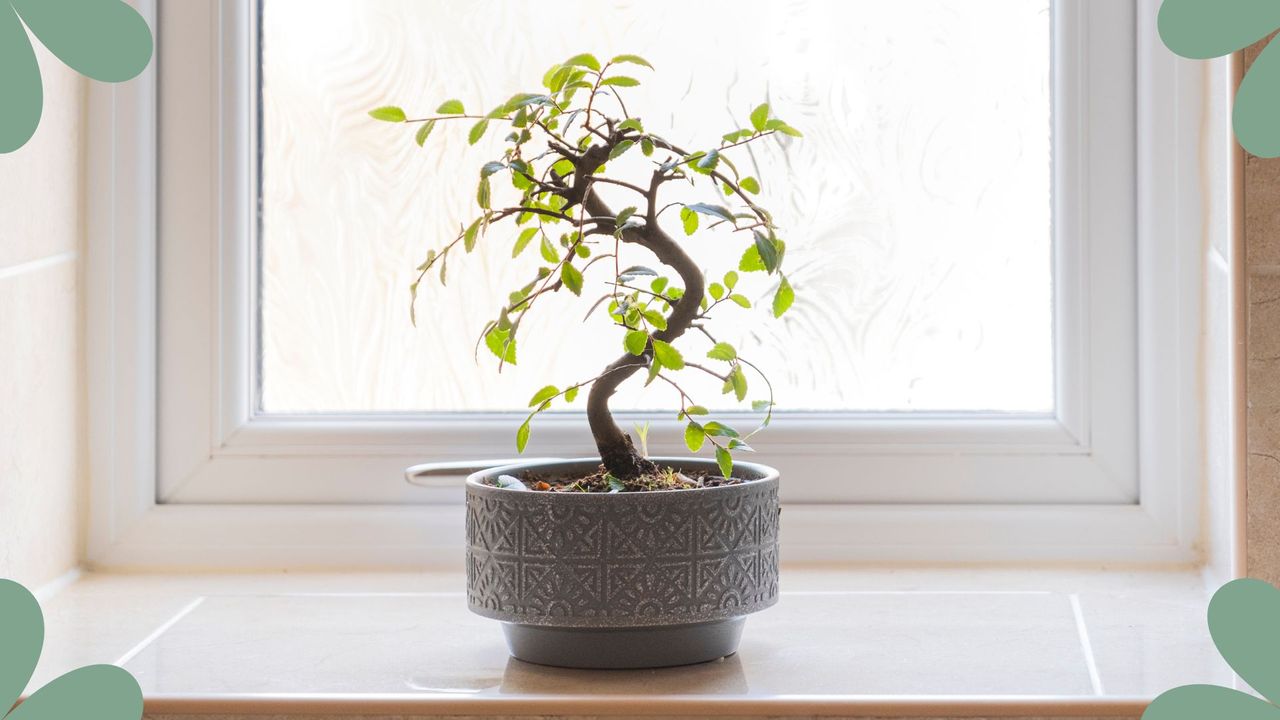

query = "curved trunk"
[582,188,706,480]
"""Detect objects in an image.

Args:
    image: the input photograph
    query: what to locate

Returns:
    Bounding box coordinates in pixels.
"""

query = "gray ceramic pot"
[465,457,780,669]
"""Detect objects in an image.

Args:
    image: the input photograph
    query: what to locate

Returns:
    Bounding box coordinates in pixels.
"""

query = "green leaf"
[739,244,766,272]
[651,277,669,294]
[773,275,795,317]
[729,293,752,308]
[476,176,491,209]
[709,282,725,301]
[685,422,706,452]
[619,118,644,132]
[611,53,654,69]
[601,76,640,87]
[723,271,739,290]
[546,64,573,92]
[695,149,720,171]
[685,405,710,416]
[641,309,667,330]
[768,120,798,135]
[540,235,559,263]
[564,386,579,402]
[680,206,699,236]
[528,385,559,407]
[619,264,657,280]
[752,399,773,412]
[652,339,684,370]
[641,137,654,156]
[415,120,436,146]
[749,102,770,131]
[624,329,649,355]
[503,93,548,112]
[551,158,575,177]
[464,217,482,252]
[513,228,538,257]
[753,230,781,273]
[645,355,662,386]
[703,421,740,438]
[565,52,601,71]
[485,327,517,365]
[731,366,748,400]
[739,176,760,194]
[560,263,584,295]
[468,119,489,145]
[685,202,735,223]
[707,342,737,361]
[436,99,465,114]
[369,105,406,122]
[516,421,531,452]
[608,140,635,160]
[715,445,733,479]
[480,161,506,177]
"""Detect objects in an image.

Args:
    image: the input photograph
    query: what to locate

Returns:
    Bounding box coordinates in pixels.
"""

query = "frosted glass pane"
[259,0,1052,413]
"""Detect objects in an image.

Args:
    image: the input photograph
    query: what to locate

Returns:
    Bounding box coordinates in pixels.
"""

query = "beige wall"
[0,50,87,588]
[1244,42,1280,583]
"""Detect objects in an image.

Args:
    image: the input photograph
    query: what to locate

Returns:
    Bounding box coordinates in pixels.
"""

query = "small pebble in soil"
[495,474,527,491]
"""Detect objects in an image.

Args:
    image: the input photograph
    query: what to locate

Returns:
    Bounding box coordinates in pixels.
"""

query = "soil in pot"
[492,463,747,493]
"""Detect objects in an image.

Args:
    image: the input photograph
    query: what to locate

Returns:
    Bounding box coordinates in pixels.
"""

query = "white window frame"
[86,0,1225,568]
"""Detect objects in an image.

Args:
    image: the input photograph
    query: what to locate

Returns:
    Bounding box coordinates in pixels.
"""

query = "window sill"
[32,568,1229,719]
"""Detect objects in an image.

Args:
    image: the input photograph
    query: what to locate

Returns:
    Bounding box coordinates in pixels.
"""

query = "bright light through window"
[258,0,1052,414]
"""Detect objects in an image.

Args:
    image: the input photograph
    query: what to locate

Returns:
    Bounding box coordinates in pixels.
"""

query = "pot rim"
[465,455,779,496]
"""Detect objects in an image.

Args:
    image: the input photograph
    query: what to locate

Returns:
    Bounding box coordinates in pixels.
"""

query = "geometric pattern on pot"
[466,469,780,628]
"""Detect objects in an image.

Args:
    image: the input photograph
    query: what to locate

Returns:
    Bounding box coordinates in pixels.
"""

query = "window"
[257,0,1054,416]
[93,0,1209,565]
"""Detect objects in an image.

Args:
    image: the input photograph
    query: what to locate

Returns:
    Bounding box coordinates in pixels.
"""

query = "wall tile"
[0,261,81,587]
[1245,157,1280,268]
[0,46,84,270]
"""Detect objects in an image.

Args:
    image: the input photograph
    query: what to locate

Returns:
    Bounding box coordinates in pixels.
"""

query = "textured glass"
[259,0,1052,413]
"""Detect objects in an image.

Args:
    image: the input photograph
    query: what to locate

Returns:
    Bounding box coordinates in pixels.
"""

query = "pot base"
[502,618,746,669]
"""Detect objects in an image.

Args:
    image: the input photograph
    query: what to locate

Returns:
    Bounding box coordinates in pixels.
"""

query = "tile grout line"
[114,597,207,667]
[31,567,83,603]
[194,590,1055,599]
[0,250,76,281]
[1069,593,1105,696]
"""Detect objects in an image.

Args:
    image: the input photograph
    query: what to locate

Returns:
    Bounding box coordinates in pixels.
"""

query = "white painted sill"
[30,568,1233,719]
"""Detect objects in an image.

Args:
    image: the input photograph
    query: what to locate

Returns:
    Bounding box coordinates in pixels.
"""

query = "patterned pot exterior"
[465,457,780,628]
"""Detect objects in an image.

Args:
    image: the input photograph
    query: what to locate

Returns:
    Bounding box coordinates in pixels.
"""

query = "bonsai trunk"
[581,185,706,481]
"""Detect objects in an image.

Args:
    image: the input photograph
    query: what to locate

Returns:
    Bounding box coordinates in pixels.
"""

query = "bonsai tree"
[371,52,800,489]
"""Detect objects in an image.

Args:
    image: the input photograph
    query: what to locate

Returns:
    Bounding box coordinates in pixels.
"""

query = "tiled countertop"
[31,569,1234,718]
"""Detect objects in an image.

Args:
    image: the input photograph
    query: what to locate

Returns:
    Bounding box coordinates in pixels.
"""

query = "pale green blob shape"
[0,580,42,717]
[0,5,42,154]
[1142,684,1280,720]
[1208,578,1280,702]
[1158,0,1280,157]
[7,665,142,720]
[1142,579,1280,718]
[1235,39,1280,158]
[10,0,152,82]
[1157,0,1280,59]
[0,579,142,720]
[0,0,153,153]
